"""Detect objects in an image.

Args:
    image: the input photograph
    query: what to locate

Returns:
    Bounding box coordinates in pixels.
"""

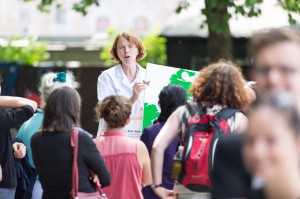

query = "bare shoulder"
[236,112,248,122]
[137,140,148,154]
[235,112,248,134]
[93,136,105,144]
[175,105,186,113]
[172,105,186,121]
[136,140,150,167]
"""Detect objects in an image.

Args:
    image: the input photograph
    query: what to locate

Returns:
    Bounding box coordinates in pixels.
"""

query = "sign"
[142,63,199,130]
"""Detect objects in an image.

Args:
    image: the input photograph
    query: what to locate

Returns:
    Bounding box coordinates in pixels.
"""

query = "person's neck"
[121,63,137,80]
[265,170,300,199]
[106,127,125,133]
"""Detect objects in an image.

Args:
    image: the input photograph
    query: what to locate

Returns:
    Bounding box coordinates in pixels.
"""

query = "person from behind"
[244,92,300,199]
[141,84,187,191]
[94,95,152,199]
[151,60,251,199]
[31,87,110,199]
[17,71,78,199]
[211,81,256,199]
[0,74,37,199]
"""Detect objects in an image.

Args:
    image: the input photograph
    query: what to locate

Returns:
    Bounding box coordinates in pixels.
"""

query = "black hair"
[252,92,300,136]
[156,84,187,122]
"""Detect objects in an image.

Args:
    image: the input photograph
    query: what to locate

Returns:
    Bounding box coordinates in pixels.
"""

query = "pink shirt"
[94,132,143,199]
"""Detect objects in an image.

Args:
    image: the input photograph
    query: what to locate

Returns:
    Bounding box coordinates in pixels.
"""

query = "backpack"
[180,103,240,192]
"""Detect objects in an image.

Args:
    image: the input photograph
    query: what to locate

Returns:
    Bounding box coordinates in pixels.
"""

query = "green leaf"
[176,0,190,14]
[200,23,206,29]
[176,6,183,14]
[0,36,49,65]
[288,13,297,25]
[235,6,246,15]
[56,3,62,9]
[247,7,261,17]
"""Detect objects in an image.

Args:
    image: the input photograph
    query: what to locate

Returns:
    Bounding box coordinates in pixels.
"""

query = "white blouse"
[97,64,146,137]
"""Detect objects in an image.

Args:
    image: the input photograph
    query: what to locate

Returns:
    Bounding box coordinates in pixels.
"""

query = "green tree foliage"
[139,33,167,67]
[278,0,300,24]
[23,0,100,15]
[98,29,119,67]
[0,36,50,65]
[22,0,300,61]
[99,29,167,67]
[177,0,300,33]
[23,0,300,26]
[176,0,300,60]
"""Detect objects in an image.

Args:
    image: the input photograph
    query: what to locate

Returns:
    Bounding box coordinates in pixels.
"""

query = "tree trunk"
[204,0,232,61]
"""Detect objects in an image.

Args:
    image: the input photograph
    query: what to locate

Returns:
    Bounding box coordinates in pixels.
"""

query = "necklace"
[129,65,139,83]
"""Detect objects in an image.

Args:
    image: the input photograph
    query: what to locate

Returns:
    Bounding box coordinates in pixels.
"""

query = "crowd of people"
[0,27,300,199]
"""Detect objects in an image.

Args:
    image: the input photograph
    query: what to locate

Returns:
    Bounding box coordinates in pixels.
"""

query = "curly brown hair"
[95,95,131,128]
[110,32,146,64]
[190,60,250,110]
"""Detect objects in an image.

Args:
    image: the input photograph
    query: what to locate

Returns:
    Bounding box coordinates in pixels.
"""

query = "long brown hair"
[42,86,81,131]
[191,60,250,110]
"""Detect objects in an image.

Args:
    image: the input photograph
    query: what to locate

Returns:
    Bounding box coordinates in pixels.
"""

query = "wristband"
[150,183,162,189]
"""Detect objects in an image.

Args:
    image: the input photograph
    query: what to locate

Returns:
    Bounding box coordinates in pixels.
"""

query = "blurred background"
[0,0,299,135]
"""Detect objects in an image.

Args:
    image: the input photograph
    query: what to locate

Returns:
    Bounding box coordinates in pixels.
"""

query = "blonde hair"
[39,71,79,106]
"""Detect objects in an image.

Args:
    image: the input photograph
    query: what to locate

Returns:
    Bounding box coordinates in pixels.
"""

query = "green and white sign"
[142,63,199,130]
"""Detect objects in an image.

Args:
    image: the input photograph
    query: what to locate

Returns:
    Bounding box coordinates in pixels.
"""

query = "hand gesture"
[130,82,148,104]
